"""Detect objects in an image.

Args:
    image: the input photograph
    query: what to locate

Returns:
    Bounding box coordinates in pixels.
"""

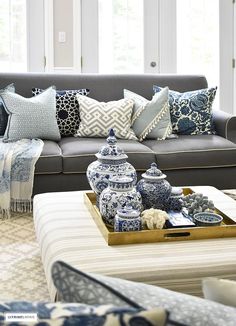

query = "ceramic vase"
[99,176,142,227]
[166,187,183,211]
[86,129,137,202]
[137,162,172,210]
[114,205,142,232]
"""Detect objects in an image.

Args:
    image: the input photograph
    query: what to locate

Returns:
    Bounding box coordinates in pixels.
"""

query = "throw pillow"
[0,84,15,136]
[75,95,137,140]
[202,277,236,308]
[153,85,217,135]
[32,88,89,136]
[124,87,172,141]
[1,86,61,142]
[51,261,236,326]
[0,300,168,326]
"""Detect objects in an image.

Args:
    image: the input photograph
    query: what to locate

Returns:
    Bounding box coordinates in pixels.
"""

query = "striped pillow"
[124,87,172,141]
[75,95,137,140]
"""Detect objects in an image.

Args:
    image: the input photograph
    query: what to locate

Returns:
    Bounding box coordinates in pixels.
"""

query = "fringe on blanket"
[0,199,33,219]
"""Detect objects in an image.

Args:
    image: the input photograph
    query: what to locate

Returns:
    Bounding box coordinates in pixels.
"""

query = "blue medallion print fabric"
[153,86,217,135]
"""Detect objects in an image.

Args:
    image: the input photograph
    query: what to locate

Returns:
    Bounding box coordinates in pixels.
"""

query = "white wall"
[53,0,74,68]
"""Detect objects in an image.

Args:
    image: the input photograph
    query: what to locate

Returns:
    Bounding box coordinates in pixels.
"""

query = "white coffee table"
[33,186,236,301]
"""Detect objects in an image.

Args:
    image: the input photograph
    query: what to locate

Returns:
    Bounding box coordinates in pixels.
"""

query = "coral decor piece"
[141,208,169,230]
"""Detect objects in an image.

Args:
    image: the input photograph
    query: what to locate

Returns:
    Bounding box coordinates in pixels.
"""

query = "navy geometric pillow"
[153,86,217,135]
[0,84,15,136]
[0,101,8,136]
[32,88,89,137]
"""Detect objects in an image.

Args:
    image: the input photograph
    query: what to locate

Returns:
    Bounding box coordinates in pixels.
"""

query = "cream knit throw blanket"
[0,138,43,217]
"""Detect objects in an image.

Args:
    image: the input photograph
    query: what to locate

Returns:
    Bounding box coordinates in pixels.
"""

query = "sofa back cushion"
[0,73,208,103]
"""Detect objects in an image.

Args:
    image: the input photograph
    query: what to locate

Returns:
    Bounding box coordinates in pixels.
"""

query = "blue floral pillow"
[0,300,168,326]
[153,86,217,135]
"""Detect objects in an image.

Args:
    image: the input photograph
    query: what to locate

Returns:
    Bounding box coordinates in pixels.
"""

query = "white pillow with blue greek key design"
[1,86,61,142]
[75,95,137,140]
[124,87,172,141]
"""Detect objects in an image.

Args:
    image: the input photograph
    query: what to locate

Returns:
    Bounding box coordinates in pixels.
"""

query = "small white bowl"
[193,212,223,226]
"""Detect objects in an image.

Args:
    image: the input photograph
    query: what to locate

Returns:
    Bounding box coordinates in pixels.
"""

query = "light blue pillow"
[153,86,217,135]
[0,86,61,142]
[51,261,236,326]
[124,87,172,141]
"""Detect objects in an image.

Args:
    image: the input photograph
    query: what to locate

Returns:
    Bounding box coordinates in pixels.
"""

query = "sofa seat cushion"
[143,135,236,170]
[59,137,156,173]
[35,140,62,174]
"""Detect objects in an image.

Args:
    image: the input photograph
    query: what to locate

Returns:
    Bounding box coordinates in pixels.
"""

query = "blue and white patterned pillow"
[32,88,89,137]
[0,300,168,326]
[51,261,236,326]
[0,84,15,136]
[124,87,172,141]
[1,86,61,142]
[153,86,217,135]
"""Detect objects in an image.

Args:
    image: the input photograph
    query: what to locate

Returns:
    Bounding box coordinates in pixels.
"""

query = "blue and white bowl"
[193,212,223,226]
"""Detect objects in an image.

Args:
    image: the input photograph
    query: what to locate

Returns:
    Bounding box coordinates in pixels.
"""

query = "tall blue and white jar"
[137,162,172,210]
[86,129,137,204]
[99,176,142,227]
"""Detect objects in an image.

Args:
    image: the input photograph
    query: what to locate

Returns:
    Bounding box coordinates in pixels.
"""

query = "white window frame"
[26,0,45,72]
[219,0,234,114]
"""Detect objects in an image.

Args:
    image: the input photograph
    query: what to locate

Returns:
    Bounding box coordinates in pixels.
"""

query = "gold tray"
[84,189,236,245]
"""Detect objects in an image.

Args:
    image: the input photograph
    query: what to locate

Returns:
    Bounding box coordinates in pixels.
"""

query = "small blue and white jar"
[137,162,172,210]
[114,206,142,232]
[99,176,142,227]
[86,129,137,201]
[166,187,183,211]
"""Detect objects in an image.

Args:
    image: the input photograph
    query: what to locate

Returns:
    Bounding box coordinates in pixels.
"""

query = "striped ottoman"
[33,188,236,301]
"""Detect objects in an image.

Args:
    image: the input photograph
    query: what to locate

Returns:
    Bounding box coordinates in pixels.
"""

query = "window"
[177,0,219,88]
[0,0,27,72]
[98,0,144,73]
[81,0,159,73]
[176,0,220,107]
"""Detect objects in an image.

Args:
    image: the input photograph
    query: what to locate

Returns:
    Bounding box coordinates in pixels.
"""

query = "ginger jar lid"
[96,128,128,161]
[116,205,140,219]
[170,187,183,197]
[142,163,166,180]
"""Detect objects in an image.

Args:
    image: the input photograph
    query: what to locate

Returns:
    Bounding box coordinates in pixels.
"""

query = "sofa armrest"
[213,110,236,143]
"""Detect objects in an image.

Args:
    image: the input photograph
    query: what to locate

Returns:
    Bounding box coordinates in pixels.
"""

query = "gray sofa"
[0,72,236,193]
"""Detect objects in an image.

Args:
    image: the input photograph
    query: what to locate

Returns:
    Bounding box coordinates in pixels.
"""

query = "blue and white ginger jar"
[114,205,142,232]
[86,129,137,199]
[99,176,142,227]
[137,162,172,210]
[166,187,183,211]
